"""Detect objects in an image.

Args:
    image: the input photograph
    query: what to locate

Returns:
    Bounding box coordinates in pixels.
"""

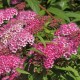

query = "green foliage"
[25,0,40,13]
[16,68,30,74]
[48,7,70,22]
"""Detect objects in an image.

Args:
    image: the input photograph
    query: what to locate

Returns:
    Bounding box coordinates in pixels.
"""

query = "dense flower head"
[0,19,34,53]
[55,22,79,36]
[29,36,78,69]
[17,11,51,34]
[0,54,25,80]
[25,19,43,34]
[4,8,18,20]
[54,22,80,58]
[17,11,43,34]
[0,42,11,55]
[8,29,34,53]
[0,8,18,25]
[17,10,37,23]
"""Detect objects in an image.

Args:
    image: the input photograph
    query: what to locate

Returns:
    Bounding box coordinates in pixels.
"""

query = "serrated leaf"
[48,7,70,22]
[16,68,30,74]
[25,0,40,13]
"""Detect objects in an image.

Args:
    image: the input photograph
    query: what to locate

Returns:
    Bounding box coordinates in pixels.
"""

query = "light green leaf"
[55,66,80,77]
[7,0,10,6]
[16,68,30,74]
[37,34,46,47]
[39,10,45,16]
[77,46,80,54]
[25,0,40,13]
[48,7,70,22]
[0,4,3,8]
[66,12,80,18]
[58,0,69,10]
[28,75,33,80]
[28,48,46,56]
[43,75,48,80]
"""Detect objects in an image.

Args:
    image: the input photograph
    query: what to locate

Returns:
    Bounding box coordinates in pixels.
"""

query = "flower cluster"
[0,19,34,53]
[17,11,47,34]
[0,8,18,25]
[0,54,25,80]
[0,6,80,79]
[55,23,79,36]
[29,23,80,69]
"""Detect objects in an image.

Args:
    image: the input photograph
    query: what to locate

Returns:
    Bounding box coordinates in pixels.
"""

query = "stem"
[39,4,54,19]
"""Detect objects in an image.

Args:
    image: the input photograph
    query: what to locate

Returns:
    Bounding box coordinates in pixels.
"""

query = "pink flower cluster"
[17,11,44,34]
[0,54,25,80]
[0,8,18,25]
[29,23,80,69]
[0,7,54,79]
[55,23,79,36]
[0,19,34,53]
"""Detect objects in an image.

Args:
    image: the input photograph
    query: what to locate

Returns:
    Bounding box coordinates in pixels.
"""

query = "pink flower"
[4,8,18,20]
[0,54,25,80]
[29,36,78,69]
[0,19,34,53]
[55,23,79,36]
[9,29,34,53]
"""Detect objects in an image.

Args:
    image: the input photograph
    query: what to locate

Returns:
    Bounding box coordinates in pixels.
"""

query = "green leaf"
[28,75,33,80]
[28,48,46,56]
[66,12,80,18]
[67,72,77,80]
[43,75,48,80]
[55,66,80,77]
[7,0,10,6]
[0,4,3,8]
[37,34,46,47]
[39,10,45,16]
[77,46,80,54]
[58,0,69,10]
[16,68,30,74]
[44,28,51,33]
[72,19,80,22]
[25,0,40,13]
[48,7,70,22]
